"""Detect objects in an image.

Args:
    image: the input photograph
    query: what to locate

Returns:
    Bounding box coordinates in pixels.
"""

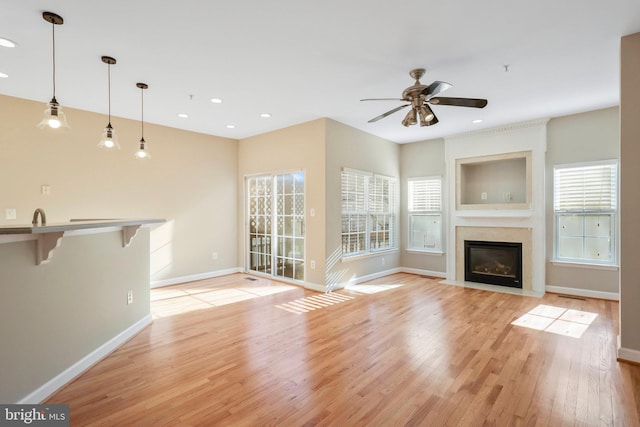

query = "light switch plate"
[41,185,51,196]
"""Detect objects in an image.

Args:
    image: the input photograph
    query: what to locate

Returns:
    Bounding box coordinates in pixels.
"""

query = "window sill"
[405,249,444,256]
[341,248,398,263]
[550,260,619,271]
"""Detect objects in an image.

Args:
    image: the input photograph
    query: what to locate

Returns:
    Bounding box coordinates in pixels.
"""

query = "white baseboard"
[305,281,330,292]
[18,314,153,404]
[341,267,402,289]
[150,267,243,288]
[399,267,446,278]
[323,267,445,292]
[545,285,619,301]
[617,335,640,364]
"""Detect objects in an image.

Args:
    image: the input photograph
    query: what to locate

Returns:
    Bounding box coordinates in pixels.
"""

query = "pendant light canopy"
[135,83,150,159]
[98,56,119,149]
[37,12,70,130]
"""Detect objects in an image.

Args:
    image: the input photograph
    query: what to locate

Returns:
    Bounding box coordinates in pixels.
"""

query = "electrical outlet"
[481,192,488,200]
[5,208,16,220]
[41,185,51,196]
[310,260,316,269]
[127,290,133,305]
[211,252,218,260]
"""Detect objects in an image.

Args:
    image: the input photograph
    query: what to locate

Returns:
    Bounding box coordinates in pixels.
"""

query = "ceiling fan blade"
[429,97,488,108]
[368,104,410,123]
[361,98,404,101]
[421,81,452,99]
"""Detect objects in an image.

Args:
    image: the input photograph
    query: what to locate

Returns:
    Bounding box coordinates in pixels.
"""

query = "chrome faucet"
[32,208,47,226]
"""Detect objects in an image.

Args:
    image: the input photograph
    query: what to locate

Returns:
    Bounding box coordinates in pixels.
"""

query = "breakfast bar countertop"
[0,218,165,235]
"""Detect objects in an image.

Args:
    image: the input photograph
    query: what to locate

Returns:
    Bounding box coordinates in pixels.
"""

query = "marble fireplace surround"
[444,120,548,297]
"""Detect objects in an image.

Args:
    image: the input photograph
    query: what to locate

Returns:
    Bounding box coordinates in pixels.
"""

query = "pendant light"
[37,12,70,130]
[98,56,119,149]
[135,83,150,159]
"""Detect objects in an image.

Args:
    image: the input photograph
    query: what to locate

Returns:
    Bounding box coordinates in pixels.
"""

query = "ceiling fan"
[361,68,487,127]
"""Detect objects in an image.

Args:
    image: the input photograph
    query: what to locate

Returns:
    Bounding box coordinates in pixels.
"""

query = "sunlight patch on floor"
[151,280,298,318]
[512,304,598,338]
[275,292,355,314]
[347,283,404,294]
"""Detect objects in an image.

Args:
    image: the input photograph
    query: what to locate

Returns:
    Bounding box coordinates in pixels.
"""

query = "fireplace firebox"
[464,240,522,288]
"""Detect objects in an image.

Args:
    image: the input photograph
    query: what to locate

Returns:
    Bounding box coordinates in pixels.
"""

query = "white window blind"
[553,161,617,265]
[408,177,442,252]
[341,170,367,213]
[341,169,396,257]
[408,178,441,211]
[554,162,617,212]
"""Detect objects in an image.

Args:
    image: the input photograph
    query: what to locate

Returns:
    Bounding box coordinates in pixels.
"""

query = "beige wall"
[619,33,640,356]
[0,95,239,282]
[0,229,150,403]
[545,107,620,294]
[238,119,327,288]
[399,138,446,274]
[325,119,400,288]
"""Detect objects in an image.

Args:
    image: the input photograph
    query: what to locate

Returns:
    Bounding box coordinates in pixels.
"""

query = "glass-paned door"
[248,176,273,274]
[247,172,305,282]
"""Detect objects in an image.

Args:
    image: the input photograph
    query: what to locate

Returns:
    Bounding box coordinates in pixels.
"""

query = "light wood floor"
[47,273,640,426]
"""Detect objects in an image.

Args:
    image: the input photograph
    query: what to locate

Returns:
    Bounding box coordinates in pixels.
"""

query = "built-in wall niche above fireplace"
[456,150,532,211]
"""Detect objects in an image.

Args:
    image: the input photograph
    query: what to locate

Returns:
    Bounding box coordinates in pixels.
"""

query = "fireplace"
[464,240,522,288]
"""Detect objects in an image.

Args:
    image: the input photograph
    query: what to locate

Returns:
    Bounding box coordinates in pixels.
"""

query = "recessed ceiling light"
[226,124,235,129]
[210,98,223,104]
[0,72,8,78]
[0,38,16,48]
[472,119,483,124]
[260,113,272,118]
[177,113,189,118]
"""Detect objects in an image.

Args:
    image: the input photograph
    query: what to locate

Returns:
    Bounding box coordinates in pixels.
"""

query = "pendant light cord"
[51,22,56,100]
[107,63,111,124]
[140,87,145,141]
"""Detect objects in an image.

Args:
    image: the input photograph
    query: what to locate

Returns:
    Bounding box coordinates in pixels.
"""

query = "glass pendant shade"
[135,139,150,159]
[98,123,120,149]
[37,98,70,129]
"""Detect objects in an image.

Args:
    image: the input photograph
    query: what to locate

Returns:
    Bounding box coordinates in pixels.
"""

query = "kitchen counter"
[0,218,164,265]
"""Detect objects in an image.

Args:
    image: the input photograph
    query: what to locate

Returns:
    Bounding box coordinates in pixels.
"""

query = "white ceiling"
[1,1,640,144]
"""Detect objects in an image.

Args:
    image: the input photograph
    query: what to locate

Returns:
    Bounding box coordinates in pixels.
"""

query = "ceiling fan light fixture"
[401,109,417,127]
[418,106,435,126]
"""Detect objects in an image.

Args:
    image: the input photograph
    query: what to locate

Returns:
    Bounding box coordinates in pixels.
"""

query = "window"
[553,161,617,265]
[341,169,396,257]
[408,177,442,252]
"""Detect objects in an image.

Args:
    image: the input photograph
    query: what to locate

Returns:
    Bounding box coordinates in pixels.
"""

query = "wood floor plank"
[45,273,640,426]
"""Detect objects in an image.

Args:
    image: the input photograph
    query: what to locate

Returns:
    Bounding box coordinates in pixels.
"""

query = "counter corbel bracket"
[37,232,64,265]
[122,225,142,248]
